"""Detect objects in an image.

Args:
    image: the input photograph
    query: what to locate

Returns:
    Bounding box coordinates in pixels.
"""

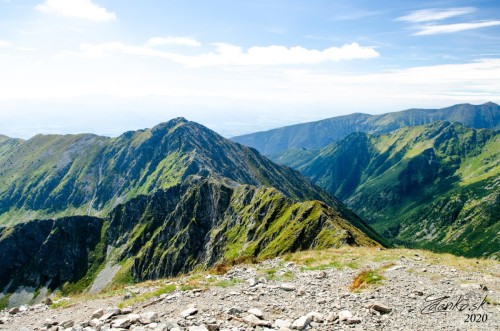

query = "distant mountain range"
[0,118,383,304]
[275,121,499,258]
[231,102,500,155]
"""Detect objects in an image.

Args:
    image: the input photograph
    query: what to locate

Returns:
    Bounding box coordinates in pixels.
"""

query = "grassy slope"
[278,122,499,258]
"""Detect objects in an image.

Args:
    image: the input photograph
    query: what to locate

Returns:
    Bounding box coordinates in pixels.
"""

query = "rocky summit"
[0,247,498,331]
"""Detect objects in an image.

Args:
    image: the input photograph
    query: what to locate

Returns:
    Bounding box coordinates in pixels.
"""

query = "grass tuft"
[350,269,384,291]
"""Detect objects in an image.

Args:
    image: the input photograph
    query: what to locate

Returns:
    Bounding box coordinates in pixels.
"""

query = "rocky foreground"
[1,248,498,331]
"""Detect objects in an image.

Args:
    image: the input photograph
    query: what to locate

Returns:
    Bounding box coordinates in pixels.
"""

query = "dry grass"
[350,269,384,291]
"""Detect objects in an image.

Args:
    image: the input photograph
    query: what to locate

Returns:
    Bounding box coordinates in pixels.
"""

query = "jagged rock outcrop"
[0,216,103,292]
[0,178,381,305]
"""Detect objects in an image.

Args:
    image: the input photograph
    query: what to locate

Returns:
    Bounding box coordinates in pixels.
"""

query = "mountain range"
[274,121,499,258]
[232,102,500,155]
[0,118,383,305]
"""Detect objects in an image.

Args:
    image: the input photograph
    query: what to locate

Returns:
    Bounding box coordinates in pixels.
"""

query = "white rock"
[154,323,169,331]
[280,283,296,291]
[274,319,292,328]
[60,320,75,328]
[242,314,272,327]
[306,312,324,322]
[291,315,311,330]
[247,278,258,287]
[387,265,405,271]
[326,312,337,322]
[140,311,159,324]
[188,326,209,331]
[112,317,132,328]
[248,308,264,319]
[181,307,198,318]
[88,319,103,328]
[338,310,353,321]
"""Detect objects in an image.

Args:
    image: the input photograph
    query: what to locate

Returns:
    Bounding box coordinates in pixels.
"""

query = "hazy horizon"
[1,1,499,138]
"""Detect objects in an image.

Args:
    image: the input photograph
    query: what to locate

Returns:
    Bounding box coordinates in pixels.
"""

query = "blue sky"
[0,0,499,138]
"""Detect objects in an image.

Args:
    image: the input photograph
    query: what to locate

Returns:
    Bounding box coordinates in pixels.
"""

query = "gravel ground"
[1,254,498,331]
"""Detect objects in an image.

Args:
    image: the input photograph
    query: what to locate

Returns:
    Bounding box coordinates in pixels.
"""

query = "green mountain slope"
[0,117,388,303]
[0,177,381,300]
[0,117,337,226]
[280,122,499,258]
[232,102,500,155]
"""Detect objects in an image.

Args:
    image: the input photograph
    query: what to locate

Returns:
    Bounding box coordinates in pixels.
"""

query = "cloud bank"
[36,0,116,22]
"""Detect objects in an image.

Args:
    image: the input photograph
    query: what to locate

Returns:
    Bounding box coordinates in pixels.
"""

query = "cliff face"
[0,178,381,305]
[107,178,380,282]
[0,216,104,292]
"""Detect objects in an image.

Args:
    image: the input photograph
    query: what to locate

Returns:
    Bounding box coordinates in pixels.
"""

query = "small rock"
[346,317,362,324]
[248,308,264,319]
[8,307,20,315]
[316,271,327,279]
[140,311,159,324]
[43,318,57,327]
[88,319,103,328]
[0,317,8,325]
[154,323,170,331]
[188,326,209,331]
[43,298,53,306]
[227,307,242,315]
[242,314,272,327]
[326,312,338,322]
[370,302,392,314]
[306,312,324,322]
[92,309,105,319]
[274,319,292,328]
[112,317,132,328]
[387,265,405,271]
[280,283,296,291]
[181,307,198,318]
[100,308,121,321]
[291,315,311,330]
[206,323,220,331]
[338,310,353,321]
[60,320,75,328]
[247,278,258,287]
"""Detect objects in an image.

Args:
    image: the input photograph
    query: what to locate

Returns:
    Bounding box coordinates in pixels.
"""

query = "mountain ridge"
[276,121,499,258]
[0,117,337,226]
[231,102,500,155]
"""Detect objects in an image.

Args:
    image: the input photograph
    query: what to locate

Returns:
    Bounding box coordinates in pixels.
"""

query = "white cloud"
[36,0,116,22]
[0,40,11,47]
[176,43,380,67]
[146,37,201,47]
[61,40,380,67]
[396,7,475,23]
[414,21,500,35]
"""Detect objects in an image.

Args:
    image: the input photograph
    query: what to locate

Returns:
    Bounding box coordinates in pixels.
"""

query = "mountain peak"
[483,101,498,107]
